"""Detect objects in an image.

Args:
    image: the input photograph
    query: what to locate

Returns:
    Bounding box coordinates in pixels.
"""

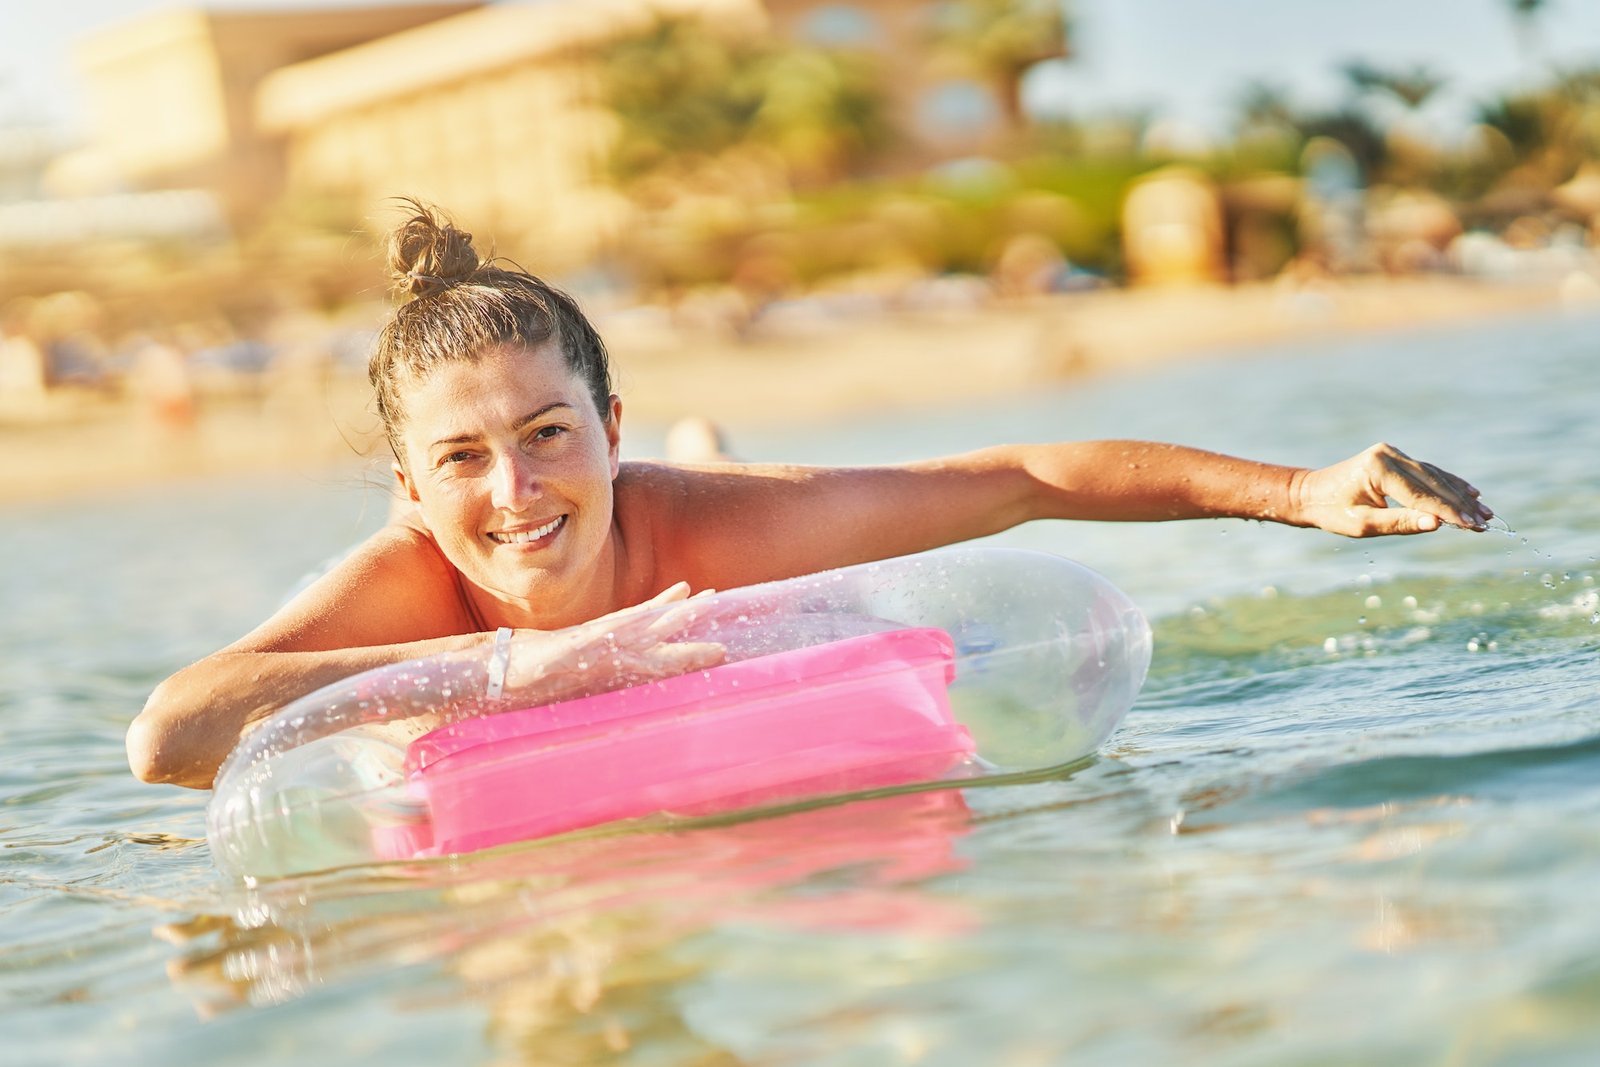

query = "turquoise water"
[3,309,1598,1065]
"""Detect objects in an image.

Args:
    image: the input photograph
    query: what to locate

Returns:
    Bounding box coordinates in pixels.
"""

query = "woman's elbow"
[125,709,169,784]
[127,683,210,788]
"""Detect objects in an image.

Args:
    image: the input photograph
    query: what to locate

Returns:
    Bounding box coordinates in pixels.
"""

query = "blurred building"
[57,0,1060,267]
[62,3,478,216]
[257,0,759,269]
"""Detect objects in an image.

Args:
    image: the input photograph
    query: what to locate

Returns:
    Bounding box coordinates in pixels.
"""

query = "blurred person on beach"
[0,302,49,409]
[128,202,1495,789]
[127,334,196,430]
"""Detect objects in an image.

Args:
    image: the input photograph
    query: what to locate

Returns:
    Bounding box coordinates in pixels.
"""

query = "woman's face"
[393,343,621,623]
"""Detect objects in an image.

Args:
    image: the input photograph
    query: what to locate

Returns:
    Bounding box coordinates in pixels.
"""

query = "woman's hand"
[1288,442,1493,537]
[503,582,726,703]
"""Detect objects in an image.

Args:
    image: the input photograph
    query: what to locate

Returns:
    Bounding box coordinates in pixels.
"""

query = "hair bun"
[388,198,481,300]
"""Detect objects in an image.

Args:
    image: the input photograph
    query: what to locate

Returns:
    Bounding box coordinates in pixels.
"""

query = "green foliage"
[927,0,1071,121]
[600,19,766,177]
[597,17,891,183]
[594,16,1600,297]
[1477,93,1550,157]
[1298,109,1389,179]
[1475,66,1600,182]
[1340,60,1447,110]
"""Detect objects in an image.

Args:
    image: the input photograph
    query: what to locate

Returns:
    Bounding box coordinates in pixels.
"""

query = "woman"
[130,204,1493,788]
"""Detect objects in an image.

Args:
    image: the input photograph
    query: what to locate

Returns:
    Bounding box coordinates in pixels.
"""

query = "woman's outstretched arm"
[642,440,1492,591]
[1013,439,1490,534]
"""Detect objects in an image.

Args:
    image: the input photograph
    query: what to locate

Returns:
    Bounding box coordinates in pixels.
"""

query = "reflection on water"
[163,791,974,1060]
[3,310,1600,1065]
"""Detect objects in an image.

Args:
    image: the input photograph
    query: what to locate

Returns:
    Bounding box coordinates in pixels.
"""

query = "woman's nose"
[489,451,539,510]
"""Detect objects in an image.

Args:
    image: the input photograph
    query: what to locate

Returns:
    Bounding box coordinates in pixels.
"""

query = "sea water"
[2,307,1598,1066]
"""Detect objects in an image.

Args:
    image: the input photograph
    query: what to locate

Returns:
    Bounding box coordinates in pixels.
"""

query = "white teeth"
[492,516,563,544]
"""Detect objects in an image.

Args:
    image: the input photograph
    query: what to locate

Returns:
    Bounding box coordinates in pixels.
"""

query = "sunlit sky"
[3,0,1600,140]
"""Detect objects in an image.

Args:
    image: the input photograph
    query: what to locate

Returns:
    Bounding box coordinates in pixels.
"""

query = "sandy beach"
[1,274,1576,506]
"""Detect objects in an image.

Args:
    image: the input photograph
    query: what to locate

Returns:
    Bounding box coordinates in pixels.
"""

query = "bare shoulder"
[611,459,862,589]
[612,460,756,588]
[226,521,476,653]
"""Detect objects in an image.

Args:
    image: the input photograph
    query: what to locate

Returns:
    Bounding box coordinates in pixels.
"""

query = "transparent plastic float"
[207,547,1152,880]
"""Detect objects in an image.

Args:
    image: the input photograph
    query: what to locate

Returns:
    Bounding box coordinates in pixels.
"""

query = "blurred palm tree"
[1338,61,1447,187]
[1340,60,1447,112]
[1235,81,1298,131]
[1298,109,1388,180]
[1505,0,1551,68]
[1229,81,1305,170]
[598,17,891,186]
[927,0,1072,130]
[1475,66,1600,184]
[599,19,765,177]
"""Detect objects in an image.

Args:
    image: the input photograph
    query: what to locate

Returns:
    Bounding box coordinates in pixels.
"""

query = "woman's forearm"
[1015,440,1300,524]
[129,634,483,789]
[1012,439,1490,536]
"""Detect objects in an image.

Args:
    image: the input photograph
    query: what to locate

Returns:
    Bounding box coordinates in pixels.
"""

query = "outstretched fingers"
[1296,443,1495,538]
[1374,447,1493,531]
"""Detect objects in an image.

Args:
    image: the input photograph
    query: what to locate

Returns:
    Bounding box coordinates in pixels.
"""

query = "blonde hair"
[370,200,612,461]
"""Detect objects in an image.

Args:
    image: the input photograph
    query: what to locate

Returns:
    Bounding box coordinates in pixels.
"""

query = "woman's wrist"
[1275,466,1314,527]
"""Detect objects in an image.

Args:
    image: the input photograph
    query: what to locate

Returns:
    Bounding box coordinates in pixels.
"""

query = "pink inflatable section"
[376,627,974,858]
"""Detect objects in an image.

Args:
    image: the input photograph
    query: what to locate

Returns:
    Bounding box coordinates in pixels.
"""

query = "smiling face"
[393,343,623,626]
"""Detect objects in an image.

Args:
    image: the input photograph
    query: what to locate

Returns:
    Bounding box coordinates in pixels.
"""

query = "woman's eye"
[532,425,566,441]
[441,451,476,465]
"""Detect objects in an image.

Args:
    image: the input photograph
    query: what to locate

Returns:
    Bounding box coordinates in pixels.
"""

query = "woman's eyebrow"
[430,402,576,449]
[511,402,576,432]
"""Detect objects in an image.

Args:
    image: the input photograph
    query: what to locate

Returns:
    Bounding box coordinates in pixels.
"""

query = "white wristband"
[486,626,514,701]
